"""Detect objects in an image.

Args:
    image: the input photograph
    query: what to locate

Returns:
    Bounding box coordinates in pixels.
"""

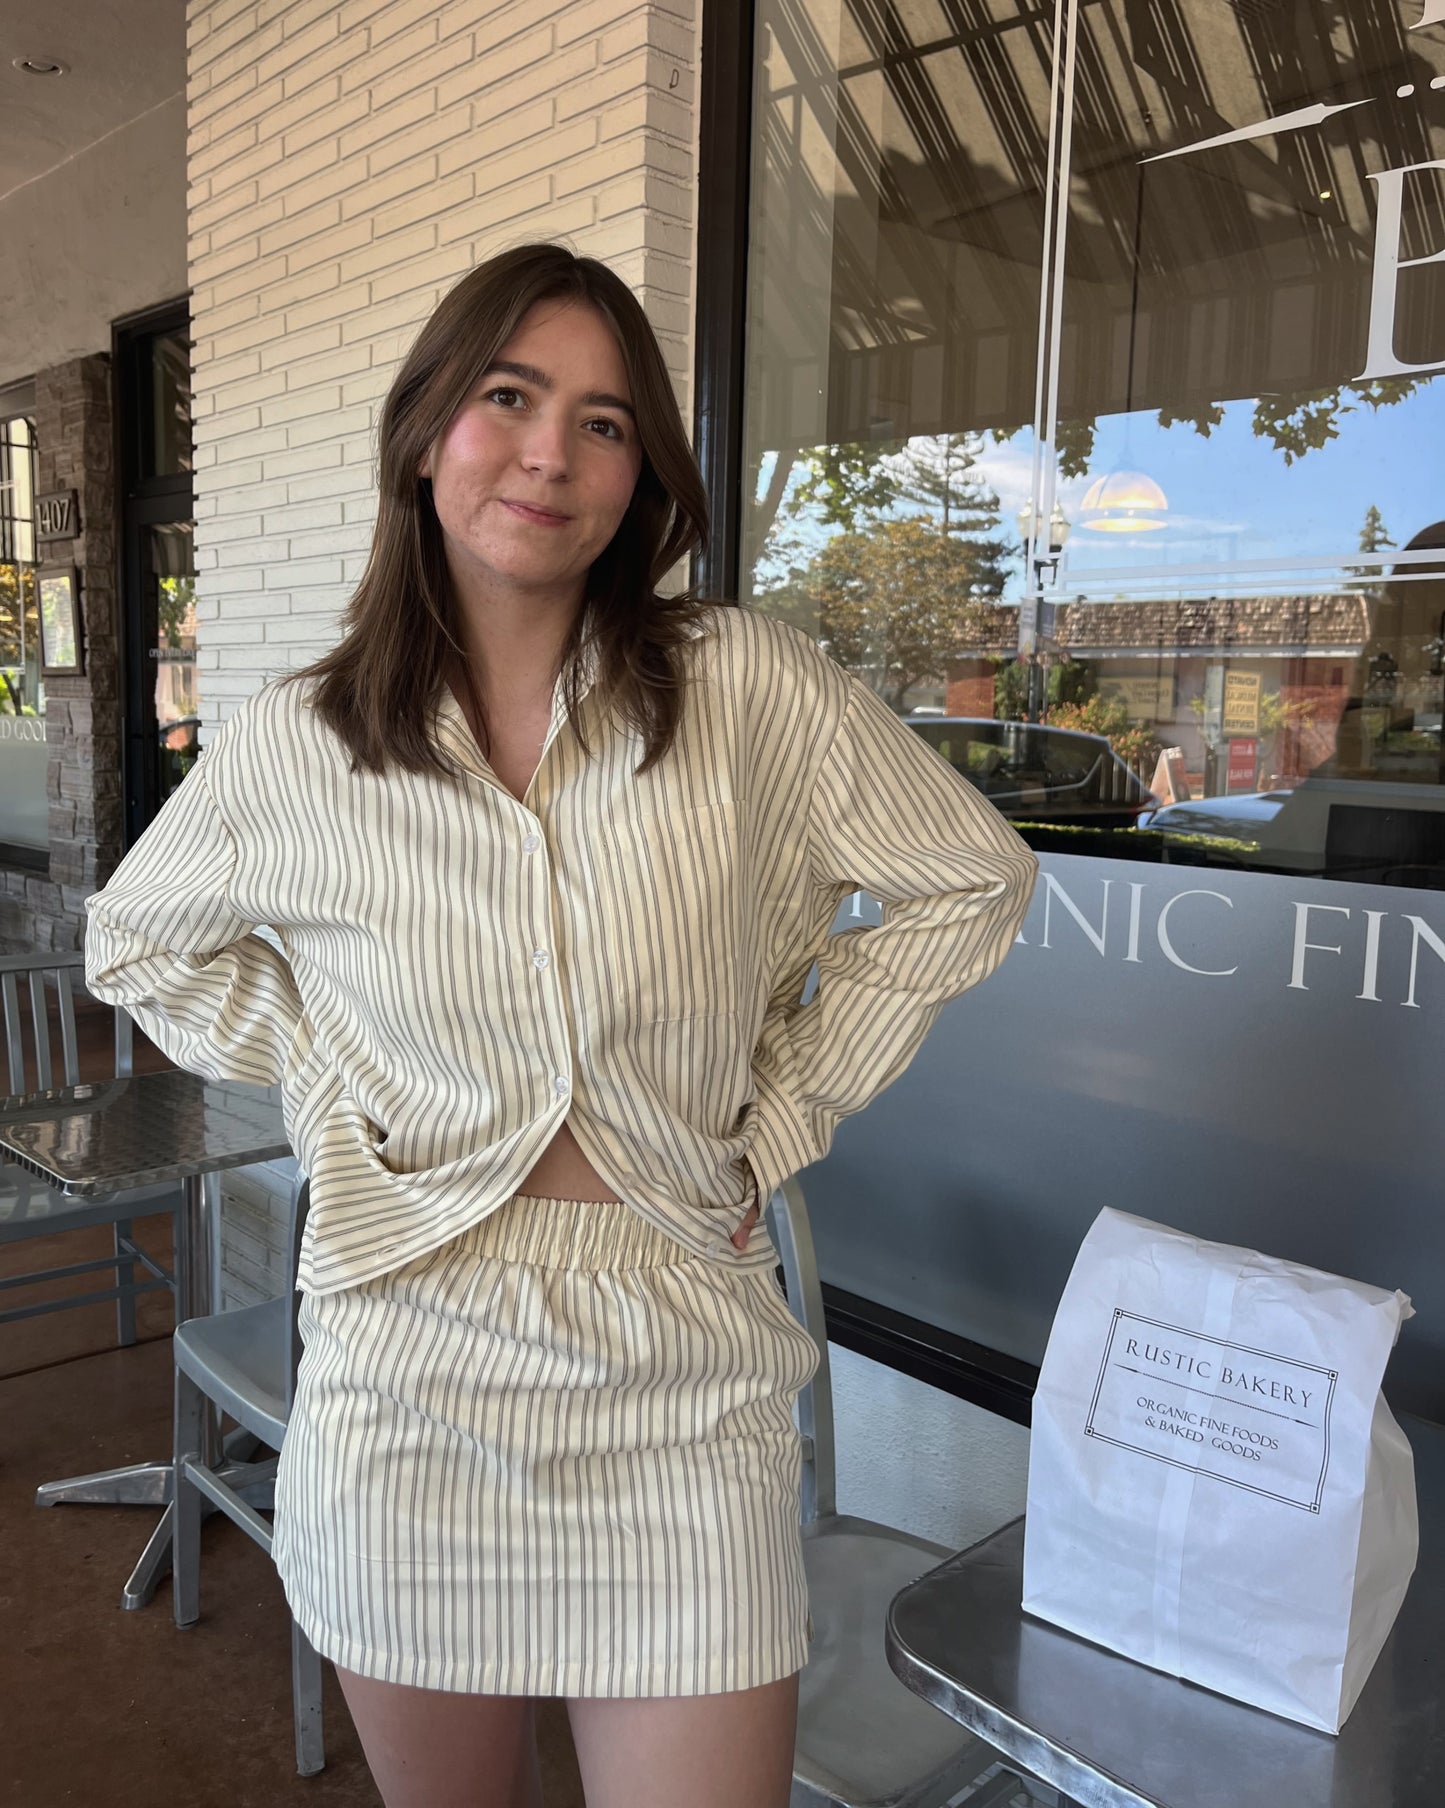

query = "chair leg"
[291,1619,326,1776]
[113,1220,137,1347]
[172,1366,207,1629]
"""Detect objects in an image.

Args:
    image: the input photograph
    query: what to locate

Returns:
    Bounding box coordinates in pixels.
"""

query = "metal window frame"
[0,413,37,565]
[693,0,756,604]
[113,297,195,850]
[113,297,194,504]
[0,407,46,869]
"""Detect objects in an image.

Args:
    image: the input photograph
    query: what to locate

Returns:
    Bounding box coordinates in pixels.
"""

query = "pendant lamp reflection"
[1077,159,1171,535]
[1078,467,1169,532]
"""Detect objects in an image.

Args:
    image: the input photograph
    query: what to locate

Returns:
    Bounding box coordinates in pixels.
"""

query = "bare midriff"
[516,1119,623,1202]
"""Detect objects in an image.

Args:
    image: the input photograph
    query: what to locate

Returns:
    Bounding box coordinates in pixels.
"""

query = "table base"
[38,1450,279,1611]
[36,1459,172,1509]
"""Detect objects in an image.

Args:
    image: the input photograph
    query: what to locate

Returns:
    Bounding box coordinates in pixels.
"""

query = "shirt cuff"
[744,1077,819,1207]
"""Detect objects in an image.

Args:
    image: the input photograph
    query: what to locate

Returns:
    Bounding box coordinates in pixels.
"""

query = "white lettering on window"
[1357,160,1445,380]
[1288,902,1350,990]
[1403,914,1445,1008]
[1156,890,1238,977]
[1358,909,1387,1003]
[1125,882,1146,965]
[1040,873,1111,955]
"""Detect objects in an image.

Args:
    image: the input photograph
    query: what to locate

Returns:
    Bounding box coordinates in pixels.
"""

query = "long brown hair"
[293,243,714,777]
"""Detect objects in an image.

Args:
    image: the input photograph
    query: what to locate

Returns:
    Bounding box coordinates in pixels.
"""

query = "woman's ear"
[418,448,432,480]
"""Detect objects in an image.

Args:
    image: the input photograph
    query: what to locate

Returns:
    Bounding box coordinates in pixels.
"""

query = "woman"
[85,243,1037,1808]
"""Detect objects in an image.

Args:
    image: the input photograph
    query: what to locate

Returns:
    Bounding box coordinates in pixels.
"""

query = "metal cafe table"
[886,1413,1443,1808]
[0,1069,289,1610]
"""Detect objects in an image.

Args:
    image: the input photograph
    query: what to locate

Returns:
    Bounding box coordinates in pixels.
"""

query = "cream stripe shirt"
[85,605,1038,1294]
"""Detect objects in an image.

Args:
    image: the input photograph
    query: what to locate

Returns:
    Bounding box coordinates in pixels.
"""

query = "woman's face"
[420,299,644,610]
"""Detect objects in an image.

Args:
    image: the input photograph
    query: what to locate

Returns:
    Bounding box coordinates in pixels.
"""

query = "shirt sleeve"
[746,677,1039,1200]
[84,741,303,1086]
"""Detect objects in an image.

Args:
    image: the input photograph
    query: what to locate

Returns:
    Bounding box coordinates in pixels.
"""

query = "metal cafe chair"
[172,1167,324,1776]
[767,1177,1018,1808]
[1,951,182,1341]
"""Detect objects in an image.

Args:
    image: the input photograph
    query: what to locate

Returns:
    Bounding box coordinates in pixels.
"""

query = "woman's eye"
[585,417,625,441]
[484,386,524,408]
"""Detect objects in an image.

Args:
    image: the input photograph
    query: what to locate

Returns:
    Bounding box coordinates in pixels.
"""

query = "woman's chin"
[452,546,589,599]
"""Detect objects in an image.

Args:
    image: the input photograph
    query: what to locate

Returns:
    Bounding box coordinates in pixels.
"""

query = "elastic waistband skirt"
[271,1185,820,1697]
[457,1192,701,1271]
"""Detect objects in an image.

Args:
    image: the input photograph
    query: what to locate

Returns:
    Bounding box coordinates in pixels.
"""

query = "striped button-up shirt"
[85,606,1037,1294]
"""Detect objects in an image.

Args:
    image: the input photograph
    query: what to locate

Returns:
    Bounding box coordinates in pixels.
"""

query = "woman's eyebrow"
[483,359,635,419]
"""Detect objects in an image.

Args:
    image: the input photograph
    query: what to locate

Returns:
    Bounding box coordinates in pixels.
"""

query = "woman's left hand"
[730,1199,761,1250]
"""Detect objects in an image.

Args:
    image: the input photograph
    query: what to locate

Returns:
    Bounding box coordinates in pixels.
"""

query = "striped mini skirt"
[271,1193,820,1698]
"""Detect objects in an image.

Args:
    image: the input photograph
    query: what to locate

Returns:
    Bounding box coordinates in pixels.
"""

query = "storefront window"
[0,414,46,856]
[148,328,193,479]
[118,307,195,844]
[741,0,1445,887]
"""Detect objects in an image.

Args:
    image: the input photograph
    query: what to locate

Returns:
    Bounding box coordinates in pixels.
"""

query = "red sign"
[1226,737,1258,792]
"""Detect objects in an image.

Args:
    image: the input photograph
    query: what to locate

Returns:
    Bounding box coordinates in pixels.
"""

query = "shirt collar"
[432,613,600,769]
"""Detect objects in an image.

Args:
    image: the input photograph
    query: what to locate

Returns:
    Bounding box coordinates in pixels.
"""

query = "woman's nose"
[519,416,570,479]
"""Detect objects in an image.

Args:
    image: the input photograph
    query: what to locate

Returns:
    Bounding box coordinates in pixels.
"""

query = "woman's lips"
[501,500,571,526]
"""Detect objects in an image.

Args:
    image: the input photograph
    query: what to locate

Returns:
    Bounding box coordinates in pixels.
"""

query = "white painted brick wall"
[187,0,702,1303]
[189,0,699,711]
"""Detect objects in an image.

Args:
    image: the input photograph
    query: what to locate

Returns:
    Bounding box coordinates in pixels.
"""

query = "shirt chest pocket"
[595,799,743,1022]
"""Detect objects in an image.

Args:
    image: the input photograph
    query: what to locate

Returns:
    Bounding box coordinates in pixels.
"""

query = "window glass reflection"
[149,329,193,478]
[0,415,45,852]
[146,521,199,803]
[741,0,1445,887]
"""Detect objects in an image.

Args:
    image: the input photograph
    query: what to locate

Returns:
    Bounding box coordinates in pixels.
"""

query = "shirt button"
[532,948,550,970]
[553,1075,570,1097]
[522,833,540,852]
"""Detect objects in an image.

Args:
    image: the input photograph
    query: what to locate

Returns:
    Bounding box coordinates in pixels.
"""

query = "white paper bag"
[1022,1208,1418,1733]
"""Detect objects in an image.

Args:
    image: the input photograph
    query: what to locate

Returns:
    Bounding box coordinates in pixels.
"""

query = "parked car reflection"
[1137,791,1289,853]
[1144,779,1445,887]
[907,716,1156,829]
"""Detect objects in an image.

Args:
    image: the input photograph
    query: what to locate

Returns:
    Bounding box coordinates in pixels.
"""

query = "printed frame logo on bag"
[1084,1309,1339,1512]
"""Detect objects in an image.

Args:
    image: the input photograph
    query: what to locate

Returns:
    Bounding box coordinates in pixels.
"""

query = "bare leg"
[336,1667,544,1808]
[566,1672,799,1808]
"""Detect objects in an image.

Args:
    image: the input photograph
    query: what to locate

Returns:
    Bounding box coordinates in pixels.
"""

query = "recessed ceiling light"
[13,56,68,76]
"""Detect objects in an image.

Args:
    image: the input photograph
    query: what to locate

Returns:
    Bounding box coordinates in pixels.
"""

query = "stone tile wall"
[0,356,124,953]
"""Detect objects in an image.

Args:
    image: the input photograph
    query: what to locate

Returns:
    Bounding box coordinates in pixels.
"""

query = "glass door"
[140,514,199,804]
[0,411,44,863]
[116,306,194,846]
